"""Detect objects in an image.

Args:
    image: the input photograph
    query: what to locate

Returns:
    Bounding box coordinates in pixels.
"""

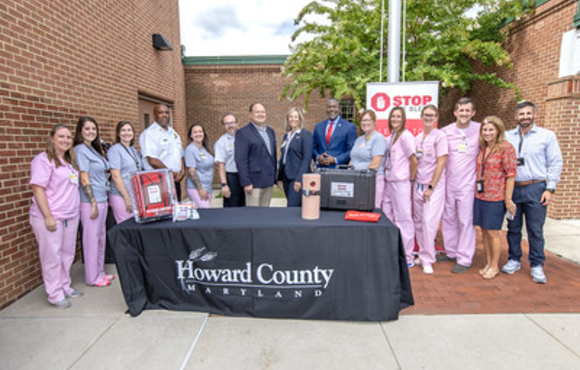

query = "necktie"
[326,121,334,145]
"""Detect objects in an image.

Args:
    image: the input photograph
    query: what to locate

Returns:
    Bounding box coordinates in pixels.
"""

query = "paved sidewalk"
[2,195,579,369]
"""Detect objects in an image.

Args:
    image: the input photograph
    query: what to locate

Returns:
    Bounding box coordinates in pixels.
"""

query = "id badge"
[458,142,468,153]
[416,148,423,159]
[476,180,484,193]
[385,168,391,178]
[70,172,78,185]
[517,157,525,166]
[359,142,366,148]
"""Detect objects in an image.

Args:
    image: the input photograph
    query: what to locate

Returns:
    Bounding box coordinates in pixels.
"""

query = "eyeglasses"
[223,121,237,125]
[360,119,374,123]
[422,114,436,119]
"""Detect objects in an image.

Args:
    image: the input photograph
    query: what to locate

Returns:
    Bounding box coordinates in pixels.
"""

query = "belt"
[515,179,543,187]
[226,172,239,176]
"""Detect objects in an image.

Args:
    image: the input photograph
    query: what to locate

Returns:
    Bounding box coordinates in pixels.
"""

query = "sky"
[179,0,315,56]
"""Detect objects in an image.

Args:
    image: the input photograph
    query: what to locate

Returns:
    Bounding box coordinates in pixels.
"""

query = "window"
[340,99,356,122]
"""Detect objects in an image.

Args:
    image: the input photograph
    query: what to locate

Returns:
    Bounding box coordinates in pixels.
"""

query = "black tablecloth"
[108,207,414,321]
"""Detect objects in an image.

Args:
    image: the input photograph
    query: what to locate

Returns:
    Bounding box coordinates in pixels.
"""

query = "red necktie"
[326,121,334,145]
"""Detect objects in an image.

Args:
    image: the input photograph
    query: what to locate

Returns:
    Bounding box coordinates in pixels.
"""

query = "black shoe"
[451,264,470,274]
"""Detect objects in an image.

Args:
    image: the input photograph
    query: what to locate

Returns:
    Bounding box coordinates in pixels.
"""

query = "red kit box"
[130,169,177,223]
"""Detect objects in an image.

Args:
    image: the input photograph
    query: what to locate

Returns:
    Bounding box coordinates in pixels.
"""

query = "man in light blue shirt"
[502,101,563,284]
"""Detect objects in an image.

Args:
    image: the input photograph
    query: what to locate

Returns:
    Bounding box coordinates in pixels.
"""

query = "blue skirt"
[473,198,506,230]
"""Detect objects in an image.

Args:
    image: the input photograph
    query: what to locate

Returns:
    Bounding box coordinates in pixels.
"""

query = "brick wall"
[183,63,330,155]
[0,0,185,308]
[469,0,579,219]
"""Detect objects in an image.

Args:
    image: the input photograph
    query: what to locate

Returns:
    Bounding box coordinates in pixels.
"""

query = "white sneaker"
[531,266,547,284]
[414,257,421,266]
[422,264,434,275]
[501,259,521,275]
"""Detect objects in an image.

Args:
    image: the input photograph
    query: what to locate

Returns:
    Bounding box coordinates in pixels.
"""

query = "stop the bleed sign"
[366,81,439,137]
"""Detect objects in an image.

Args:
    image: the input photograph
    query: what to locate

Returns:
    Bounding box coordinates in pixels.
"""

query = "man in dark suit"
[312,98,357,168]
[235,103,277,207]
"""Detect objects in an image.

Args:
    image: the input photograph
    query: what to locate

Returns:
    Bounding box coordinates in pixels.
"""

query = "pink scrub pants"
[413,182,445,266]
[382,180,415,264]
[80,202,108,285]
[30,215,79,304]
[375,174,385,209]
[186,188,212,209]
[109,194,133,224]
[442,190,476,266]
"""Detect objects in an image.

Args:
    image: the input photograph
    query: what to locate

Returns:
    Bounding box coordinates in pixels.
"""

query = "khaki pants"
[245,186,273,207]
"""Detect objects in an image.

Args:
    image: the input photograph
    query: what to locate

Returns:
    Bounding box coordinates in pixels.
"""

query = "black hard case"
[316,167,376,211]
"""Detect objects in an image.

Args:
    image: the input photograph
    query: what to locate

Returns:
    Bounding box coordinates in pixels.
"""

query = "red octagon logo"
[371,93,390,112]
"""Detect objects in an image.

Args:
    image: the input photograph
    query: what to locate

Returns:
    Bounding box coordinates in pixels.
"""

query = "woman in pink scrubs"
[382,107,417,266]
[413,105,448,274]
[30,124,82,309]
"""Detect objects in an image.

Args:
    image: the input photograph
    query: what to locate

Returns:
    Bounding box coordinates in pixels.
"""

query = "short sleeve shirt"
[74,144,110,203]
[415,129,448,185]
[350,131,387,172]
[441,121,480,192]
[30,152,80,220]
[107,143,142,196]
[385,130,416,182]
[184,142,215,192]
[214,133,237,173]
[139,122,184,172]
[475,141,518,201]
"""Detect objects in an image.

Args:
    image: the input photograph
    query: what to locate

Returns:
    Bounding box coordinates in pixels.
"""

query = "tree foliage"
[281,0,532,110]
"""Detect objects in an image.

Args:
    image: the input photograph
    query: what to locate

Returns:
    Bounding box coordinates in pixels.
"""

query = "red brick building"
[183,55,331,150]
[0,0,186,308]
[1,0,578,309]
[467,0,580,219]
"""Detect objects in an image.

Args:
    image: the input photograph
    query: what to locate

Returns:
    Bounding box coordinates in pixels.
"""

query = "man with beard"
[312,98,357,168]
[139,104,186,200]
[502,101,562,284]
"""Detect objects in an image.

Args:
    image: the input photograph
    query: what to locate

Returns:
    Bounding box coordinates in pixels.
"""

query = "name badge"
[416,147,423,158]
[359,143,366,148]
[281,141,287,148]
[70,172,78,185]
[458,142,468,153]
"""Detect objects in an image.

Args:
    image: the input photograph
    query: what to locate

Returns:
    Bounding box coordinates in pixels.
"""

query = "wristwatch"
[428,184,434,190]
[221,183,227,187]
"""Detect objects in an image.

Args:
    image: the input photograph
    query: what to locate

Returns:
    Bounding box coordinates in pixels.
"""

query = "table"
[108,207,414,321]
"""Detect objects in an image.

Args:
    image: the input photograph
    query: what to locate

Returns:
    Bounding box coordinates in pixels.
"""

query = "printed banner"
[366,81,439,137]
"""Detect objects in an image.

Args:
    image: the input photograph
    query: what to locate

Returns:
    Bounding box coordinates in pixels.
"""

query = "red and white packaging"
[344,210,382,223]
[130,169,177,223]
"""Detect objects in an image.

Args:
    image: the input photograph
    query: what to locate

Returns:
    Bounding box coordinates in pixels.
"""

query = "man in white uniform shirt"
[214,113,245,207]
[139,104,186,200]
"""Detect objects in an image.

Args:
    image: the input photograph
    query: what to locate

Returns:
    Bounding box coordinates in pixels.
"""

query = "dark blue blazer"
[277,129,313,182]
[235,122,277,188]
[312,117,357,167]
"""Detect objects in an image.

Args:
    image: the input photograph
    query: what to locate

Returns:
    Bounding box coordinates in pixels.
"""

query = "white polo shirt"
[139,122,184,172]
[214,132,238,173]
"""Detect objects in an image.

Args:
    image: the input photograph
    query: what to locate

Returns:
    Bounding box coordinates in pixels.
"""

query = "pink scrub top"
[415,129,448,185]
[30,152,80,220]
[441,121,481,192]
[385,130,416,182]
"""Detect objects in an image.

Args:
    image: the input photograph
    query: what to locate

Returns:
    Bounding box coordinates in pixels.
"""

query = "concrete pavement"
[2,195,580,370]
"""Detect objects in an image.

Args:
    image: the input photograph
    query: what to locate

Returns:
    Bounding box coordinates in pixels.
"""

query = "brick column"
[545,76,580,219]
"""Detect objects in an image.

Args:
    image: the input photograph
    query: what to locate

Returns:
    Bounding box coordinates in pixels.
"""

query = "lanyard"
[480,147,493,177]
[84,143,109,170]
[385,132,397,168]
[121,144,140,170]
[517,127,524,157]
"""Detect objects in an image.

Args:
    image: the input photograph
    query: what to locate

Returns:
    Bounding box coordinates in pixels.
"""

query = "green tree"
[282,0,532,110]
